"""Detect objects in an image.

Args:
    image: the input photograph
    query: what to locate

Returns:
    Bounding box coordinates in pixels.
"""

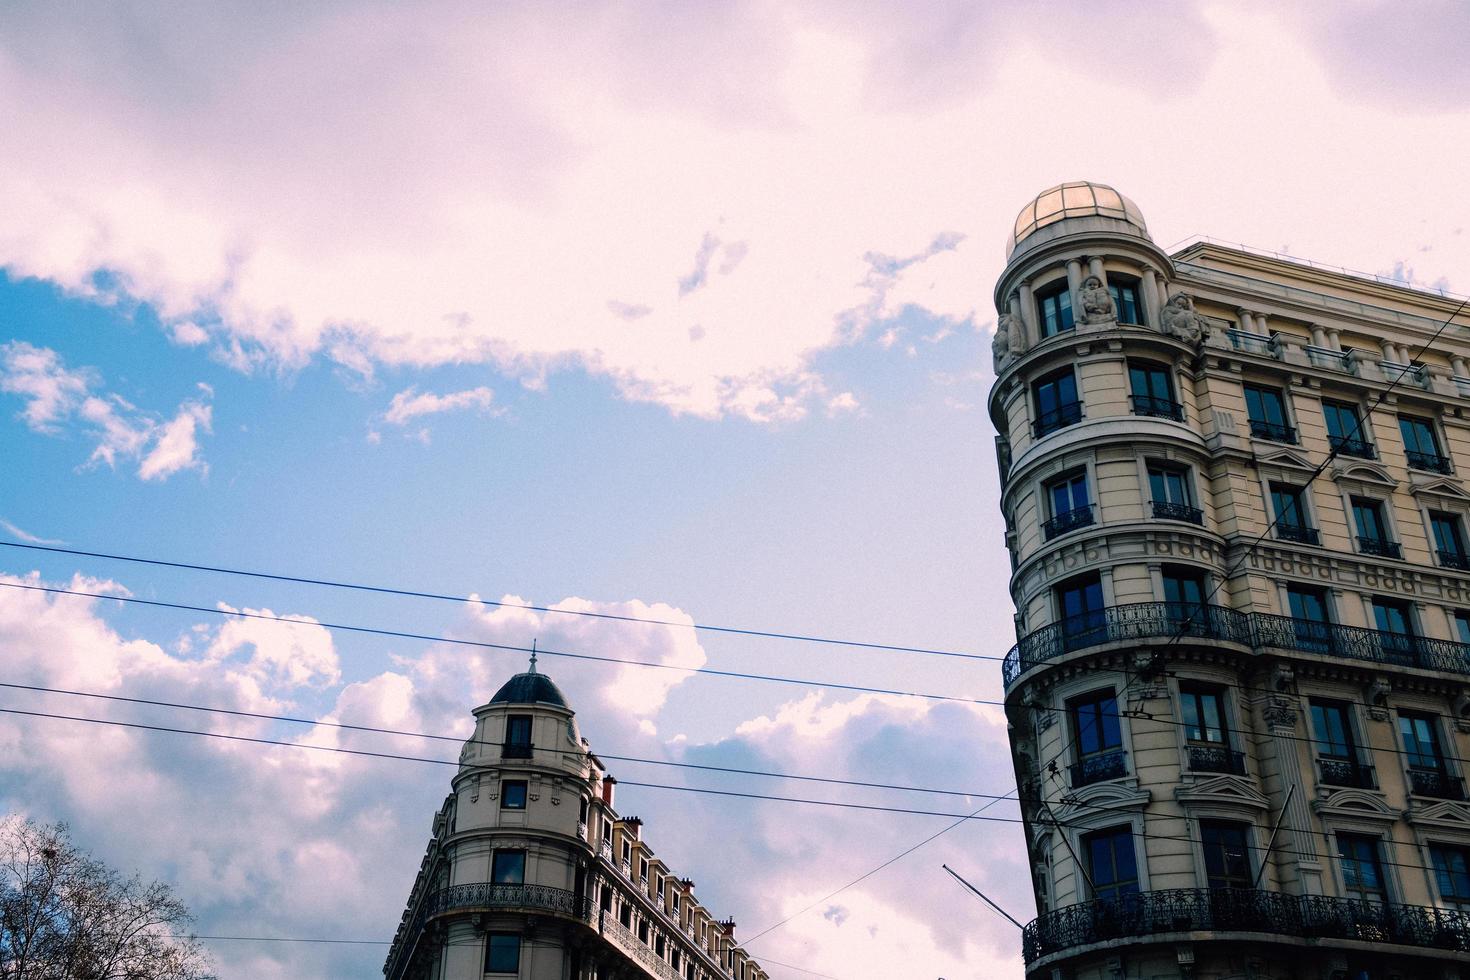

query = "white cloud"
[0,343,213,480]
[0,518,64,546]
[382,386,496,425]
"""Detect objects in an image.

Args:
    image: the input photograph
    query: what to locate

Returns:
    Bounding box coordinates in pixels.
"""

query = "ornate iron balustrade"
[1329,434,1376,459]
[1002,602,1251,687]
[1409,768,1467,800]
[1004,608,1470,689]
[1070,750,1128,788]
[1318,758,1377,789]
[1408,449,1454,474]
[1151,500,1203,524]
[1440,549,1470,572]
[1130,394,1184,421]
[1358,536,1403,559]
[599,908,684,980]
[1187,744,1246,776]
[1033,402,1084,438]
[1043,505,1095,540]
[1276,523,1320,545]
[501,743,533,759]
[1249,419,1298,443]
[1021,887,1470,964]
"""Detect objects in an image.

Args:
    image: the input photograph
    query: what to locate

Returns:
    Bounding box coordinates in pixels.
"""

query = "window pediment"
[1055,780,1151,822]
[1330,461,1397,489]
[1173,775,1270,811]
[1405,799,1470,831]
[1255,448,1314,474]
[1310,788,1397,822]
[1408,475,1470,501]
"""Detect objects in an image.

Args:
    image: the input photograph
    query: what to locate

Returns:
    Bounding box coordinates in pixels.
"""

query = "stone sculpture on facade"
[992,311,1028,371]
[1079,275,1115,324]
[1160,292,1212,345]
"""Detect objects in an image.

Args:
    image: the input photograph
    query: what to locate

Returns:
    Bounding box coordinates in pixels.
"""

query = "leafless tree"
[0,817,214,980]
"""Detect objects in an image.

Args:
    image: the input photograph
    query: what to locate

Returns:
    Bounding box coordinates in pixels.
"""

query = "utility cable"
[0,541,985,662]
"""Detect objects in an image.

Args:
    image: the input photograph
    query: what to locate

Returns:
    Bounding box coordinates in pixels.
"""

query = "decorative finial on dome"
[529,640,538,673]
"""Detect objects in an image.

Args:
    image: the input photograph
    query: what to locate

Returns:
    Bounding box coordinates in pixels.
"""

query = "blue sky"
[3,3,1470,978]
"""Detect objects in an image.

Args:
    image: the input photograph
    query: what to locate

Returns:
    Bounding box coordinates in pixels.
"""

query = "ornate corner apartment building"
[992,182,1470,979]
[384,660,768,980]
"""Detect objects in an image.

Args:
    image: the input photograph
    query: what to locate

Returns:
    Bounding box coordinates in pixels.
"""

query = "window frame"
[1128,360,1179,420]
[1244,383,1295,443]
[1199,820,1254,889]
[1032,368,1082,438]
[1082,825,1140,902]
[1430,843,1470,908]
[1336,833,1391,903]
[1323,399,1374,458]
[485,932,521,974]
[1109,274,1146,326]
[491,849,526,885]
[500,779,529,810]
[1035,279,1075,337]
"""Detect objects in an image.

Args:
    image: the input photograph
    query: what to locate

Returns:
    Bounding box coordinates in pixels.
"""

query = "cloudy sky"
[2,3,1469,978]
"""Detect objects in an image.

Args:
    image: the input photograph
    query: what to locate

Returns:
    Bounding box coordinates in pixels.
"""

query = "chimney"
[601,775,616,807]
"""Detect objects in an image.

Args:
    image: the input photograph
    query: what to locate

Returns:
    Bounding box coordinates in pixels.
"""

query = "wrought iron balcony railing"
[1329,434,1376,459]
[1357,536,1402,559]
[1440,549,1470,572]
[1130,394,1184,421]
[1070,750,1128,788]
[1151,500,1203,524]
[1318,758,1377,789]
[1249,419,1298,443]
[501,743,533,759]
[1021,888,1470,964]
[1407,449,1454,474]
[1043,505,1095,540]
[1033,402,1083,439]
[1003,607,1470,688]
[1187,744,1246,776]
[1409,768,1466,800]
[1276,524,1320,545]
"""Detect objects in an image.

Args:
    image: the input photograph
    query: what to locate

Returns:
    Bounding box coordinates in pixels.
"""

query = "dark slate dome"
[489,668,569,708]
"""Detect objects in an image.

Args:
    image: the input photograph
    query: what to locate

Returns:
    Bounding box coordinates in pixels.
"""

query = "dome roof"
[489,668,570,709]
[1008,181,1148,258]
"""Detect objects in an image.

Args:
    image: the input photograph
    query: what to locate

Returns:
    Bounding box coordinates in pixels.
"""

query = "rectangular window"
[1180,687,1227,744]
[1200,821,1252,889]
[1337,834,1389,903]
[1372,596,1414,637]
[1109,276,1145,326]
[1430,511,1470,570]
[492,850,526,884]
[1310,700,1357,760]
[1400,414,1447,472]
[1148,464,1200,523]
[1244,384,1295,443]
[1128,362,1180,420]
[1036,281,1074,337]
[1056,574,1105,649]
[1084,826,1139,902]
[1324,400,1374,458]
[485,933,521,973]
[503,715,533,757]
[1068,689,1126,786]
[1431,844,1470,906]
[1287,585,1331,653]
[1456,611,1470,644]
[1033,369,1081,437]
[1162,567,1208,633]
[1270,483,1317,545]
[1043,471,1092,539]
[501,780,528,810]
[1351,498,1399,558]
[639,857,649,881]
[1399,711,1449,797]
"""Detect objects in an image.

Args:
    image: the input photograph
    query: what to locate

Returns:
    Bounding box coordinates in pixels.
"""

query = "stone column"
[1156,274,1171,312]
[1087,255,1107,285]
[1018,280,1037,346]
[1255,313,1270,335]
[1066,260,1084,317]
[1265,695,1323,894]
[1310,324,1328,348]
[1238,308,1254,333]
[1453,356,1468,378]
[1326,328,1342,351]
[1141,268,1160,329]
[1399,343,1414,364]
[1380,339,1397,361]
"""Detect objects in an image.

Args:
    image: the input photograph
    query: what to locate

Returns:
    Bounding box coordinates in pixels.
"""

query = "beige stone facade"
[384,664,767,980]
[993,182,1470,979]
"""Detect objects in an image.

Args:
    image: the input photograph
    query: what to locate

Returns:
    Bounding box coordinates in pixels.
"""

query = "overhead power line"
[0,541,985,661]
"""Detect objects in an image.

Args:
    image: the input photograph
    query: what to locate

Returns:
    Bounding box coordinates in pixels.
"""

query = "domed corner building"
[993,181,1470,979]
[384,657,770,980]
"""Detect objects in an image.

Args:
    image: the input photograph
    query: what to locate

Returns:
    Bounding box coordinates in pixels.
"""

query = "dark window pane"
[1288,587,1328,623]
[1337,834,1388,902]
[1372,598,1412,636]
[1038,283,1075,337]
[492,850,526,884]
[1432,845,1470,904]
[1399,713,1444,770]
[1201,821,1252,888]
[1085,827,1139,901]
[1245,385,1287,426]
[1310,701,1355,759]
[486,933,521,973]
[502,781,528,810]
[1400,415,1440,456]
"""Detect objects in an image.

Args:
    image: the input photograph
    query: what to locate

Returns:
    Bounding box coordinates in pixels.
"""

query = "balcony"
[1043,505,1095,540]
[1319,758,1377,789]
[1329,434,1377,459]
[1187,745,1246,776]
[1440,549,1470,572]
[1033,402,1083,439]
[1249,419,1298,444]
[1407,449,1454,474]
[1070,750,1128,788]
[501,743,533,759]
[1276,524,1320,545]
[1004,608,1470,689]
[1358,536,1403,559]
[1130,394,1184,422]
[1151,500,1203,525]
[1409,768,1466,801]
[1021,888,1470,965]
